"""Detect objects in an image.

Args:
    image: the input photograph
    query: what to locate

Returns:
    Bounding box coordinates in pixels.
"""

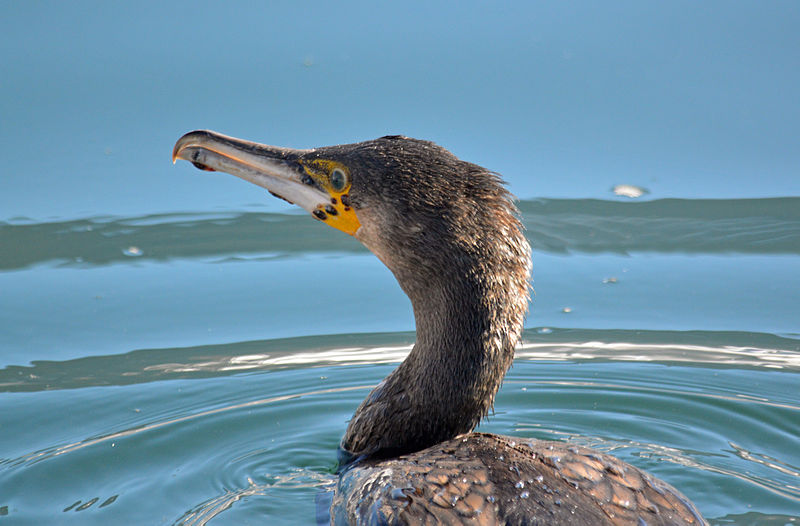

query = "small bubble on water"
[612,184,648,198]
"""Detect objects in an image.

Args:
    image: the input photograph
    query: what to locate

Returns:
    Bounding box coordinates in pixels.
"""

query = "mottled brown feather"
[333,433,705,525]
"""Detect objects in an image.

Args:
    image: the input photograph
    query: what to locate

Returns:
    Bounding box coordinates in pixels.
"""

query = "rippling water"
[1,197,799,524]
[3,2,799,523]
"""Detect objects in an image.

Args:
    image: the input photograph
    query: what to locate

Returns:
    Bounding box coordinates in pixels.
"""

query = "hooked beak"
[173,130,360,236]
[172,129,328,212]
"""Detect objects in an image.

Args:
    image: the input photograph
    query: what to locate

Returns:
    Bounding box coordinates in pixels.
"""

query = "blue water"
[2,2,799,524]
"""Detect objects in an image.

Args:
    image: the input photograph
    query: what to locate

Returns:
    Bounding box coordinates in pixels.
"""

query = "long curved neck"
[340,245,530,462]
[405,275,523,426]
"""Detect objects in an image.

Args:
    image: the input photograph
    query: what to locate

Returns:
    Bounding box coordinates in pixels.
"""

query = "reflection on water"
[3,2,799,523]
[5,385,370,469]
[1,199,799,524]
[2,328,798,392]
[1,338,798,524]
[2,197,799,271]
[517,338,800,370]
[174,472,336,526]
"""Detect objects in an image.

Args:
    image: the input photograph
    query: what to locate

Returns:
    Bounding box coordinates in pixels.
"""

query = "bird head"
[173,130,529,295]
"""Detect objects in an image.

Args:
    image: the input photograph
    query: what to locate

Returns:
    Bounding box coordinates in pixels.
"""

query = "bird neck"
[340,252,530,462]
[407,275,524,420]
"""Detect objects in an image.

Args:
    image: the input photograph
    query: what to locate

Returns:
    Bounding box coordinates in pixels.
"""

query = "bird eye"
[330,168,348,192]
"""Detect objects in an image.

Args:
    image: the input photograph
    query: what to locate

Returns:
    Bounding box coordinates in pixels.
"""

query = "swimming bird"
[173,130,706,525]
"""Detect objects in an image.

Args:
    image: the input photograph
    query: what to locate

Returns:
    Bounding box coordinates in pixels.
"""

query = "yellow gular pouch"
[301,159,361,236]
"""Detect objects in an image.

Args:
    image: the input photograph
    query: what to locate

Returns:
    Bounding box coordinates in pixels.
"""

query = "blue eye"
[330,168,348,192]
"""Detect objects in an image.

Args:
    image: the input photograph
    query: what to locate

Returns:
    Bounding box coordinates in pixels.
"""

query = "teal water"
[1,198,799,524]
[2,2,800,524]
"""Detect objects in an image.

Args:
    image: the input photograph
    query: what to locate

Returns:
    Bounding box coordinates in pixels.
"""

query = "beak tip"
[173,130,205,165]
[172,143,181,164]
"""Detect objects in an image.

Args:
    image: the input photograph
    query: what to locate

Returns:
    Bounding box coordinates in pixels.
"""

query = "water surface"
[2,2,799,524]
[2,198,799,524]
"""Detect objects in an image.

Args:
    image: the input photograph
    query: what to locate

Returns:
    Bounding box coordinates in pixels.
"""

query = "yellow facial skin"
[300,159,361,236]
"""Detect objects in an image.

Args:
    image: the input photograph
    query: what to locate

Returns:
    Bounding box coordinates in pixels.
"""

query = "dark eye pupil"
[331,169,346,191]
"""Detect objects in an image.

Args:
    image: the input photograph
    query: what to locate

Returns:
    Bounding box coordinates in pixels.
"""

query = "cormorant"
[173,130,706,525]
